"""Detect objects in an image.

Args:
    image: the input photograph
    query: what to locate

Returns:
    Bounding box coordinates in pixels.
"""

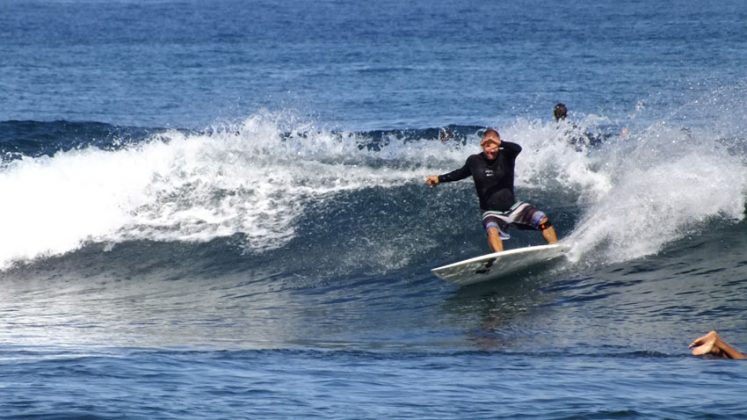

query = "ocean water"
[2,0,747,418]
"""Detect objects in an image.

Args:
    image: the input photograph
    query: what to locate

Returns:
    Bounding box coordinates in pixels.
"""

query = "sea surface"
[2,0,747,418]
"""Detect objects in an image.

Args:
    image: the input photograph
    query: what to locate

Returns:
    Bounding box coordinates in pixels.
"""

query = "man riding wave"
[426,128,558,252]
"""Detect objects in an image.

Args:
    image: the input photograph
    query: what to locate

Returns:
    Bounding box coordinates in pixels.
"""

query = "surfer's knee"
[537,216,552,231]
[483,216,510,241]
[525,207,552,231]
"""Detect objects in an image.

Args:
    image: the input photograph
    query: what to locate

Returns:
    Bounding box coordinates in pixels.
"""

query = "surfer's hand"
[689,330,719,356]
[425,176,440,187]
[689,330,747,359]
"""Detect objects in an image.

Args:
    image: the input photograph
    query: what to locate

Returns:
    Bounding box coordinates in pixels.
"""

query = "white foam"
[500,116,614,197]
[0,112,437,269]
[563,124,746,264]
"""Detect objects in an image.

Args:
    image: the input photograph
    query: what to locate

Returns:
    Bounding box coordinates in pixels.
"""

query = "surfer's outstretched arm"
[689,330,746,359]
[425,162,472,187]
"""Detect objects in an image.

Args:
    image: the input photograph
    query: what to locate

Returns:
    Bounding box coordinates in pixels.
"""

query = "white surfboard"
[432,244,567,286]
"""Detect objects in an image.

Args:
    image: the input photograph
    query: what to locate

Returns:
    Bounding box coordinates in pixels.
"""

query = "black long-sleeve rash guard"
[437,141,522,211]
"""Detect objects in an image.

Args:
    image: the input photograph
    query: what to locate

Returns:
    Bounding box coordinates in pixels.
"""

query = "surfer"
[689,330,746,359]
[553,102,595,150]
[425,128,558,252]
[554,102,629,146]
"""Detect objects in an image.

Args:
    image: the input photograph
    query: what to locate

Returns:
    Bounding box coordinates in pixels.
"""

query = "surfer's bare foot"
[689,330,746,359]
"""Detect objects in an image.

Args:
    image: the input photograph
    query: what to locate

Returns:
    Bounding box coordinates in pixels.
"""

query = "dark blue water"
[2,0,747,418]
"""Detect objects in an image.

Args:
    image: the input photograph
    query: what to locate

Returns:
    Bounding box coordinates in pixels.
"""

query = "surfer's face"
[481,134,500,160]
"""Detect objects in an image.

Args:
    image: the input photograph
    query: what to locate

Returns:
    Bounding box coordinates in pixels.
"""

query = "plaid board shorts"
[481,201,547,240]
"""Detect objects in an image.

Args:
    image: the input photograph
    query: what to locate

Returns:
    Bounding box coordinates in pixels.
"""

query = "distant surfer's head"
[553,103,567,121]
